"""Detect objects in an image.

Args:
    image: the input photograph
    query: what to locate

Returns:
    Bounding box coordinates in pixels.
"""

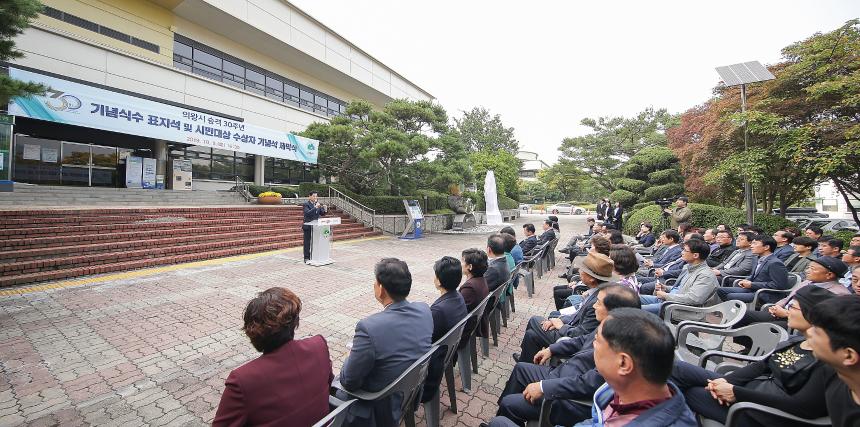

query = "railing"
[328,186,376,231]
[233,176,253,202]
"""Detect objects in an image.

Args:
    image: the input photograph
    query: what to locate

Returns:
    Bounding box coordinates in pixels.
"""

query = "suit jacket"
[485,257,511,292]
[611,207,623,229]
[541,348,605,401]
[339,300,433,427]
[519,235,538,255]
[746,253,789,293]
[706,244,737,268]
[653,245,682,268]
[458,276,489,347]
[717,248,757,277]
[537,229,556,246]
[558,289,599,338]
[424,291,468,402]
[638,233,656,247]
[302,200,327,225]
[785,253,816,277]
[773,244,795,262]
[213,335,333,427]
[596,202,607,220]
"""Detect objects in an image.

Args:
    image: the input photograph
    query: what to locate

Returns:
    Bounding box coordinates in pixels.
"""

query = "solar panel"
[715,61,775,86]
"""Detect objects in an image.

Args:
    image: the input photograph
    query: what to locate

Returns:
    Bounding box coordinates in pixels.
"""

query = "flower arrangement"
[257,191,283,205]
[258,191,282,198]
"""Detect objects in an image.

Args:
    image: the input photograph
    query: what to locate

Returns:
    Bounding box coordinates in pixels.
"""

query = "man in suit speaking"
[302,191,327,264]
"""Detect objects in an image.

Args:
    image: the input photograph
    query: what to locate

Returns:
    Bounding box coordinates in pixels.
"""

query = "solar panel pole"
[741,84,754,225]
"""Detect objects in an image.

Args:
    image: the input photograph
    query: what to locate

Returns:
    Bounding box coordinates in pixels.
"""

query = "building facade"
[1,0,432,190]
[516,150,549,181]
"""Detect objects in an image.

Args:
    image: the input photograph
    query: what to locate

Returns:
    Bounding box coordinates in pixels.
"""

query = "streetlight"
[715,61,775,225]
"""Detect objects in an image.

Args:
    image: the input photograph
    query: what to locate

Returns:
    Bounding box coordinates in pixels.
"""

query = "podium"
[304,217,341,266]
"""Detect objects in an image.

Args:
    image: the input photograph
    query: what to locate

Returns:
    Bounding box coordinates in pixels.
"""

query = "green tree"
[558,107,678,192]
[454,107,519,154]
[469,150,521,199]
[0,0,46,104]
[519,179,547,202]
[300,99,469,195]
[538,161,588,201]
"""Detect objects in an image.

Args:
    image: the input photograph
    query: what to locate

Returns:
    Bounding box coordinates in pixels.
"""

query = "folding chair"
[749,273,802,310]
[488,279,512,347]
[312,396,356,427]
[424,316,468,427]
[676,322,788,367]
[456,294,491,393]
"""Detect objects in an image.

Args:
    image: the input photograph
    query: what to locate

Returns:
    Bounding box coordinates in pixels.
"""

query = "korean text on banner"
[7,68,319,164]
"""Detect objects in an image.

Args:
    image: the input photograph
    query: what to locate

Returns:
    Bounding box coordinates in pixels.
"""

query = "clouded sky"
[292,0,860,164]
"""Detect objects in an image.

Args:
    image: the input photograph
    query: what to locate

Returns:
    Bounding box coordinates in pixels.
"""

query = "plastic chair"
[749,273,802,309]
[332,346,437,427]
[488,279,512,347]
[423,315,469,427]
[661,300,747,338]
[312,396,356,427]
[527,397,592,427]
[502,268,519,327]
[719,274,747,287]
[675,322,788,366]
[456,293,491,393]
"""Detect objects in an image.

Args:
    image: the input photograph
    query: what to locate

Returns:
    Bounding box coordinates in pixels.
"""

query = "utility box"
[169,158,192,190]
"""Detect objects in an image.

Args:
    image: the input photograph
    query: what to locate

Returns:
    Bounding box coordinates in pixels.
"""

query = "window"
[245,69,265,95]
[284,82,300,105]
[174,41,192,59]
[193,49,222,80]
[299,88,315,111]
[314,94,328,114]
[223,60,245,88]
[265,76,284,101]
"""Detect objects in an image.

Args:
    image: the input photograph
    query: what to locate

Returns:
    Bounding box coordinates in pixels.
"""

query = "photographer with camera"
[663,196,691,229]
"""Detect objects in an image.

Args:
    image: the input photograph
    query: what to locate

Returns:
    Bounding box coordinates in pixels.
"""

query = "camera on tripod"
[655,197,676,209]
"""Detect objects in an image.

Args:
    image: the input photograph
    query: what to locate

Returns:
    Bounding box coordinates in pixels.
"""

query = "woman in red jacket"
[213,287,333,427]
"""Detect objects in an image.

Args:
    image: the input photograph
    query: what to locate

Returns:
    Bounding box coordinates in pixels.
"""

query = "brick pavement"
[0,214,588,426]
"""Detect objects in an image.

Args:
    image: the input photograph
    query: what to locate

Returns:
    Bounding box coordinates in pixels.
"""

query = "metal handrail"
[328,186,376,230]
[233,176,253,202]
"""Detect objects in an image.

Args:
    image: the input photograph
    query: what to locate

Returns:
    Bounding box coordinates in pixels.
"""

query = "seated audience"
[422,257,468,405]
[337,258,433,427]
[488,285,642,426]
[577,308,697,426]
[671,286,836,425]
[554,236,611,309]
[537,220,557,246]
[853,265,860,294]
[500,226,524,265]
[641,230,682,271]
[805,225,824,240]
[640,238,718,315]
[772,230,796,261]
[486,234,511,292]
[520,224,538,255]
[711,231,757,282]
[841,246,860,290]
[610,244,640,293]
[703,228,719,251]
[459,248,490,347]
[705,229,736,267]
[716,223,729,233]
[213,287,333,427]
[635,222,656,247]
[818,237,844,258]
[717,235,789,304]
[515,252,613,363]
[784,235,818,278]
[807,295,860,426]
[852,233,860,247]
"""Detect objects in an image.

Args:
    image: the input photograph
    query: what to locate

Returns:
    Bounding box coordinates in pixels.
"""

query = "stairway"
[0,206,381,287]
[0,184,247,206]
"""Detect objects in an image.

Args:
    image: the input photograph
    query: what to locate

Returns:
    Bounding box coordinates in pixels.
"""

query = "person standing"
[665,196,691,229]
[611,202,623,231]
[302,191,327,264]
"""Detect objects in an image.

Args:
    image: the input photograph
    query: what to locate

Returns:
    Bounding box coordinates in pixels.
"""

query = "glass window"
[245,69,265,95]
[174,41,192,59]
[190,157,211,179]
[235,154,254,181]
[212,148,234,156]
[187,145,211,157]
[193,49,221,69]
[175,62,192,72]
[265,76,283,101]
[223,60,244,78]
[284,82,300,101]
[211,154,234,179]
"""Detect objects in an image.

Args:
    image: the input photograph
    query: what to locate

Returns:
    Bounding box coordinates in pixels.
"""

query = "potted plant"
[257,191,283,205]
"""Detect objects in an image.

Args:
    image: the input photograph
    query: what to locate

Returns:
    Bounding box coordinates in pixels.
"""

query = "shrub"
[624,203,795,236]
[609,189,638,208]
[642,183,685,202]
[833,230,858,247]
[615,178,648,193]
[647,169,679,185]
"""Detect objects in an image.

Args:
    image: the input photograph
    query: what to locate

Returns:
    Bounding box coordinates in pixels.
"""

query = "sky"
[291,0,860,165]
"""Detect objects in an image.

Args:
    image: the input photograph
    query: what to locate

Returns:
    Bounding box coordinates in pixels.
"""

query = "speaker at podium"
[304,217,341,266]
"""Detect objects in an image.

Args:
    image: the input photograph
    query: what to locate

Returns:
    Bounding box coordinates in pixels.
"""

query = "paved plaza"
[0,214,586,426]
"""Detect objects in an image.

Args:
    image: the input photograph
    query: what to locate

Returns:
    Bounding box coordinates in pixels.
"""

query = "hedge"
[609,189,638,208]
[834,230,859,247]
[615,178,648,193]
[624,203,795,236]
[642,183,685,202]
[647,169,679,185]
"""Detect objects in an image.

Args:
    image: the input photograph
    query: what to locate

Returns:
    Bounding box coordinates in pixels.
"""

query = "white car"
[545,203,586,215]
[796,218,859,233]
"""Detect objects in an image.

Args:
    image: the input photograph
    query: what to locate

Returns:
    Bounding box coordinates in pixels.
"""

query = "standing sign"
[7,67,320,163]
[400,200,425,240]
[126,156,143,188]
[142,158,156,189]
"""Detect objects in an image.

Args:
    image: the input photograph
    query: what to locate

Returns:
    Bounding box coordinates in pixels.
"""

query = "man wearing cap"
[731,255,850,332]
[841,246,860,291]
[513,252,614,364]
[665,196,691,229]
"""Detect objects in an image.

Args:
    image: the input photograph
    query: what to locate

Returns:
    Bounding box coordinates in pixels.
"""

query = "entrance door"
[60,142,118,187]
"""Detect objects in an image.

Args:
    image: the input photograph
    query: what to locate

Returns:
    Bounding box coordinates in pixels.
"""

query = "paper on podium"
[304,217,341,226]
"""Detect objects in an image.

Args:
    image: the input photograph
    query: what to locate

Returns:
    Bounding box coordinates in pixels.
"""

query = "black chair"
[332,346,437,427]
[488,279,512,347]
[312,396,356,427]
[423,315,469,427]
[456,293,492,393]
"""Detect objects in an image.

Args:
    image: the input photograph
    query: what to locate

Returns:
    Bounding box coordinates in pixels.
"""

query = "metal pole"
[741,84,755,225]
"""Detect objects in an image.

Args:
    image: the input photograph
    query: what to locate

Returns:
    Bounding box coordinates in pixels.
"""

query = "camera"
[655,197,675,209]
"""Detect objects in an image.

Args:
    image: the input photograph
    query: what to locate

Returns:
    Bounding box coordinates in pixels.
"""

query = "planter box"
[257,196,283,205]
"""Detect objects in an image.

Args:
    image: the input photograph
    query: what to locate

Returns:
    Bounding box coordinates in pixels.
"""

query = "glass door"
[60,142,91,186]
[90,144,118,187]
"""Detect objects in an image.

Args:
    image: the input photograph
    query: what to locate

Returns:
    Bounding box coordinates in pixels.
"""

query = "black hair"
[685,238,711,260]
[523,223,536,234]
[685,233,704,241]
[600,308,675,384]
[307,191,318,197]
[737,223,750,230]
[608,230,624,244]
[678,222,691,234]
[609,245,639,276]
[501,233,517,253]
[548,215,559,222]
[737,231,756,243]
[661,229,681,244]
[807,295,860,354]
[792,236,818,250]
[487,234,506,256]
[587,217,596,223]
[499,226,517,237]
[805,226,824,237]
[779,230,795,244]
[599,283,642,310]
[826,238,844,251]
[433,256,462,291]
[374,258,412,301]
[641,222,653,231]
[753,235,778,253]
[461,248,488,277]
[552,222,560,232]
[716,229,734,238]
[748,225,764,234]
[849,245,860,256]
[544,219,553,227]
[590,235,611,256]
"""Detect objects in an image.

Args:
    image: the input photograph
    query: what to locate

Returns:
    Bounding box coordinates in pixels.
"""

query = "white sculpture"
[484,170,503,225]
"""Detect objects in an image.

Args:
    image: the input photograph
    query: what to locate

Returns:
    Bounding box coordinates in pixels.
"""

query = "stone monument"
[484,170,503,225]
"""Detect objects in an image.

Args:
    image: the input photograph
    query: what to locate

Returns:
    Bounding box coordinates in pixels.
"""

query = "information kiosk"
[400,199,424,240]
[304,216,341,266]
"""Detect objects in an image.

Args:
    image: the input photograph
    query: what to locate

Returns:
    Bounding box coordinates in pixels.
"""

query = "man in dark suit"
[302,191,327,264]
[596,198,608,221]
[485,234,511,292]
[639,230,683,276]
[772,230,795,262]
[513,252,614,363]
[337,258,433,427]
[611,202,623,231]
[536,220,556,247]
[519,223,538,255]
[717,235,789,304]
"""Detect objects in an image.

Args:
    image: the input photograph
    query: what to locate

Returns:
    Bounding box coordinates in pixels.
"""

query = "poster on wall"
[23,144,40,160]
[8,68,320,164]
[142,158,156,189]
[42,148,58,163]
[126,156,142,188]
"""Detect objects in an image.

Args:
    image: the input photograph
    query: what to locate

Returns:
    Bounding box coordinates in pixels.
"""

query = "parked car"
[545,203,586,215]
[794,218,859,233]
[519,203,530,211]
[772,207,829,219]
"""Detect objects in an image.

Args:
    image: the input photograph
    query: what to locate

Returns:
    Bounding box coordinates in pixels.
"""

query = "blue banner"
[8,68,319,164]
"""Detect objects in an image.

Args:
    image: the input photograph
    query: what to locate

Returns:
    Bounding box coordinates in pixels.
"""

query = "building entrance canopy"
[7,68,319,164]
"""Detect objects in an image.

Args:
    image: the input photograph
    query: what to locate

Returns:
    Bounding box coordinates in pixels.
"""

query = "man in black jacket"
[536,220,556,247]
[706,230,737,267]
[302,191,327,264]
[485,234,511,293]
[519,224,538,255]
